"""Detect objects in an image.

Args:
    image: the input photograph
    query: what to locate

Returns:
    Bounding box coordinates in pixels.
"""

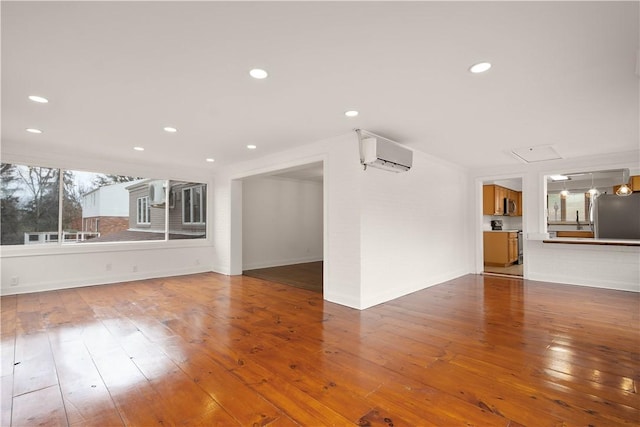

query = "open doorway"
[240,162,324,293]
[481,178,524,277]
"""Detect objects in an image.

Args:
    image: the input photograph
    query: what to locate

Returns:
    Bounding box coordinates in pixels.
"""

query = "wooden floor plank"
[11,384,67,427]
[1,272,639,426]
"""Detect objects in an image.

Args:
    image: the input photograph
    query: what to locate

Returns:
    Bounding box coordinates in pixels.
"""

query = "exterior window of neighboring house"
[548,192,591,223]
[182,185,205,224]
[137,196,150,224]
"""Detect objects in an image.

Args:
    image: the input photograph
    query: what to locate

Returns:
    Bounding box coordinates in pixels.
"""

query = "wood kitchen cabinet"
[483,185,505,215]
[483,231,519,266]
[483,185,522,216]
[613,175,640,193]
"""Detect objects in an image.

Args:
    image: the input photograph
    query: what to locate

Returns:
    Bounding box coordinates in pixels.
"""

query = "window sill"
[0,238,212,258]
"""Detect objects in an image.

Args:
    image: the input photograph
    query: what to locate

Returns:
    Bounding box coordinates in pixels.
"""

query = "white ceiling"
[2,1,638,173]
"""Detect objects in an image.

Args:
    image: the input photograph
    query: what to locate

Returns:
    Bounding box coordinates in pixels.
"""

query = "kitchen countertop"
[484,229,521,232]
[543,238,640,247]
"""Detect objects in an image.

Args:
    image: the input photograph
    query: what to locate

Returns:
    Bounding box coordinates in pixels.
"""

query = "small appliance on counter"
[491,220,503,230]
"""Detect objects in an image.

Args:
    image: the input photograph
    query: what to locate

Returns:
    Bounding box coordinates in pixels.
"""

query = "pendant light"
[616,169,632,196]
[560,181,569,197]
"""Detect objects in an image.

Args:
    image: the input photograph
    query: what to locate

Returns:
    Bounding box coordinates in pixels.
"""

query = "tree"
[1,164,21,244]
[92,174,140,188]
[16,165,59,233]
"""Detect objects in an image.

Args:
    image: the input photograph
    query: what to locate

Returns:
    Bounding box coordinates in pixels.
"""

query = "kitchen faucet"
[576,210,583,230]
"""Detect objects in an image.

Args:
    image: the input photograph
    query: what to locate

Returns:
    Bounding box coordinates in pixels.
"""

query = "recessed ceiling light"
[28,95,48,103]
[163,126,177,133]
[470,62,492,73]
[249,68,268,79]
[206,158,215,163]
[344,110,359,117]
[26,128,42,134]
[247,144,257,150]
[133,146,145,151]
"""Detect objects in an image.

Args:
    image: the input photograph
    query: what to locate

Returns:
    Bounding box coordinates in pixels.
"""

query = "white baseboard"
[0,266,212,296]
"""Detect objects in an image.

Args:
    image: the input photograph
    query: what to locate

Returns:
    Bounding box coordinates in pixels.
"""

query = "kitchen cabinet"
[517,191,522,216]
[483,185,505,215]
[483,231,519,266]
[483,185,522,216]
[613,175,640,194]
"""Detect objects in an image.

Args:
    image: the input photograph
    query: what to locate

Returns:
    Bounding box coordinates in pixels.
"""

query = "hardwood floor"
[243,262,323,293]
[483,263,524,277]
[1,273,638,426]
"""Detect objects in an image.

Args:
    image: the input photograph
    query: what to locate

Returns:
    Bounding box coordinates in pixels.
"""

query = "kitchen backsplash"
[483,215,523,231]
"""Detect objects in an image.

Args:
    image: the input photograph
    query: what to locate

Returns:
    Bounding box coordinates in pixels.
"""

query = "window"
[137,196,150,224]
[1,163,206,245]
[547,192,590,223]
[182,185,205,225]
[1,163,60,245]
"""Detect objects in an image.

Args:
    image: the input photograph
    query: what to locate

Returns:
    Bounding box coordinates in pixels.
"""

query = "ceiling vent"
[511,145,562,163]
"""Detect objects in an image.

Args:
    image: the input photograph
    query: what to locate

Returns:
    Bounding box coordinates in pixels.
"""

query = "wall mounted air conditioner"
[148,180,166,206]
[359,134,413,173]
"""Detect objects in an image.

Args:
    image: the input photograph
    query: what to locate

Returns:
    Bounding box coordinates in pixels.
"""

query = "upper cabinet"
[483,184,522,216]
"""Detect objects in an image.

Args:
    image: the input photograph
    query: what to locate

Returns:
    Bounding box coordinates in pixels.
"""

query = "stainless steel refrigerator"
[593,192,640,239]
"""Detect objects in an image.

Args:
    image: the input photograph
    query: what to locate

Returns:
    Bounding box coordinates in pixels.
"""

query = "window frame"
[136,196,151,225]
[0,161,210,253]
[182,185,205,225]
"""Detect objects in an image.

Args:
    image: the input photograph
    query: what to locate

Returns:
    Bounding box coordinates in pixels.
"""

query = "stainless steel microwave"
[504,198,517,216]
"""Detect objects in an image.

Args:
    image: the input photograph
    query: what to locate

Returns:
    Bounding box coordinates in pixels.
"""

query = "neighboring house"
[126,180,206,238]
[81,180,141,237]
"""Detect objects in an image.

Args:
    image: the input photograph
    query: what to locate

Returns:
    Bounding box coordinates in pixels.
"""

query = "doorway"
[240,162,324,293]
[481,178,524,278]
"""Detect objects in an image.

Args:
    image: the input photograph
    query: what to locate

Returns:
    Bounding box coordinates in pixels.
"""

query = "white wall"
[471,149,640,292]
[242,176,323,270]
[213,133,363,308]
[359,150,471,308]
[0,150,215,296]
[214,132,474,309]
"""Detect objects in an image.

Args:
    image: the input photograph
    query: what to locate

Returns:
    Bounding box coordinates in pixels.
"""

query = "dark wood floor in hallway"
[243,261,323,293]
[1,273,638,426]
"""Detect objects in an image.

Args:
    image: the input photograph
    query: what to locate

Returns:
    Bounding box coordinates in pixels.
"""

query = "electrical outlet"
[195,259,200,266]
[106,263,112,271]
[132,265,138,272]
[10,277,19,287]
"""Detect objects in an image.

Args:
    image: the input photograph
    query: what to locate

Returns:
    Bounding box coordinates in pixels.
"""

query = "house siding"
[169,182,206,234]
[128,186,165,231]
[83,216,128,236]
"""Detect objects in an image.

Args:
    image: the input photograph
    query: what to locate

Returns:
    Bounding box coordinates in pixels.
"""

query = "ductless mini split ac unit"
[357,129,413,173]
[148,180,166,206]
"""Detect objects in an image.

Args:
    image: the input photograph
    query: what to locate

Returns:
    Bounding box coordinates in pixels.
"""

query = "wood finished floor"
[1,273,639,426]
[483,263,524,277]
[243,262,323,293]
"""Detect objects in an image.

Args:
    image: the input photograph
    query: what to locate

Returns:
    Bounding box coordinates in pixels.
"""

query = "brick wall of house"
[83,216,128,237]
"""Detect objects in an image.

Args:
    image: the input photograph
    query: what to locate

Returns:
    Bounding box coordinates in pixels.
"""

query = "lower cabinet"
[483,231,518,267]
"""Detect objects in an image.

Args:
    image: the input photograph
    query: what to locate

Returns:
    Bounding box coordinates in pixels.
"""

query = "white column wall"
[213,132,474,309]
[359,150,472,309]
[212,133,363,308]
